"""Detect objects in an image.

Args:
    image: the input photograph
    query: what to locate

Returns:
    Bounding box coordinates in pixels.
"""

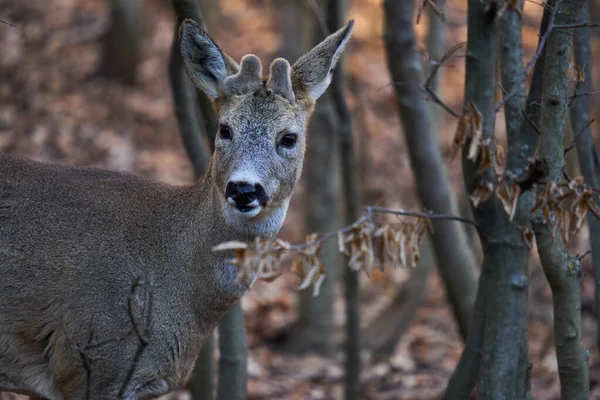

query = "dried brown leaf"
[469,179,494,208]
[495,144,506,167]
[495,179,522,221]
[521,226,534,249]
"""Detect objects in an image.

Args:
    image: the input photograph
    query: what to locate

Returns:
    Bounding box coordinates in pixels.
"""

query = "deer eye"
[219,124,232,140]
[279,133,298,148]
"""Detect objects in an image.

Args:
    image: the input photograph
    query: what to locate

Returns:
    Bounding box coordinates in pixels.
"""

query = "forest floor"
[1,0,600,399]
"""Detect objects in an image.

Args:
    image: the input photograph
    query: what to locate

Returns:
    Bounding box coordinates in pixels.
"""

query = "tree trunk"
[362,235,436,356]
[445,0,536,397]
[216,305,248,400]
[533,0,589,397]
[324,0,361,396]
[98,0,141,86]
[361,3,451,359]
[289,89,341,355]
[571,1,600,351]
[383,0,477,345]
[286,0,342,356]
[170,1,240,399]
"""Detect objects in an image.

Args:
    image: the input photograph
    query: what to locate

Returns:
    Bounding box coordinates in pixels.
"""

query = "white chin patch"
[234,205,262,218]
[227,197,263,218]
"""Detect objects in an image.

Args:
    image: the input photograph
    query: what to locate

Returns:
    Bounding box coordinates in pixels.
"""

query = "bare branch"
[564,119,595,155]
[307,0,330,37]
[554,22,598,29]
[495,0,563,112]
[0,19,16,27]
[421,42,466,118]
[366,205,478,226]
[117,276,155,398]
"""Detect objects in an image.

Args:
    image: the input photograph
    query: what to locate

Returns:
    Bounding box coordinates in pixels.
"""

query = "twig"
[0,19,16,27]
[307,0,330,37]
[366,206,478,226]
[421,42,465,118]
[289,205,477,251]
[554,23,598,29]
[417,0,445,24]
[421,85,461,118]
[565,119,595,155]
[117,276,155,398]
[521,109,541,135]
[569,90,600,102]
[576,249,592,261]
[495,0,564,112]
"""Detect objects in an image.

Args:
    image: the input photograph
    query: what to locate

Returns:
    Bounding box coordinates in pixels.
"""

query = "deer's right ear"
[179,19,239,99]
[291,20,354,102]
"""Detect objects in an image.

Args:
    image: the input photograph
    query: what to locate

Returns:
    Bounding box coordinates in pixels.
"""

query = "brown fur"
[0,19,353,399]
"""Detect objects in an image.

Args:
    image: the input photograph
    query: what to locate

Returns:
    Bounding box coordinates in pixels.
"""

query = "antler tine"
[224,54,263,95]
[266,58,294,102]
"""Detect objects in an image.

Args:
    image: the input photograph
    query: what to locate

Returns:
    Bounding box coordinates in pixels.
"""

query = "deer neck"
[172,172,287,331]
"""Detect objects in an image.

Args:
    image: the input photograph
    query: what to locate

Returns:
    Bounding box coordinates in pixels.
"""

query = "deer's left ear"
[291,20,354,101]
[178,19,239,99]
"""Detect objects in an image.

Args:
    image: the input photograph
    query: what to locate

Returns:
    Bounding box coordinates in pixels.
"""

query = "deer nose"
[225,181,268,210]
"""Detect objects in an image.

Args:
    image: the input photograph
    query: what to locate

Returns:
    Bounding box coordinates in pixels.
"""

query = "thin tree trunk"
[533,0,589,397]
[446,0,537,397]
[287,0,341,356]
[169,23,211,178]
[189,335,215,399]
[362,235,436,356]
[98,0,141,86]
[325,0,361,395]
[571,1,600,351]
[360,8,445,357]
[291,89,341,355]
[170,1,235,399]
[216,305,248,400]
[383,0,477,344]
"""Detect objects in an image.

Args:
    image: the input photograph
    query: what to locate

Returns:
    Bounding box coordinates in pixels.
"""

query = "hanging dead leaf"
[495,144,506,167]
[465,101,484,161]
[469,179,494,207]
[450,101,483,162]
[531,182,559,222]
[213,238,290,285]
[476,138,493,176]
[588,197,600,219]
[521,226,534,249]
[340,220,376,276]
[292,233,326,296]
[450,113,468,161]
[495,179,522,221]
[570,64,586,83]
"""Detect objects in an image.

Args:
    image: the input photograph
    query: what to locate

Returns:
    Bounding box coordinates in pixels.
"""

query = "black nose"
[226,181,268,209]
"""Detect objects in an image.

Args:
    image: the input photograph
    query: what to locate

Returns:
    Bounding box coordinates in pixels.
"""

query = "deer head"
[179,20,354,238]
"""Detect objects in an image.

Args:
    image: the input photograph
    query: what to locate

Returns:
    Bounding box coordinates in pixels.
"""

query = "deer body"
[0,20,353,399]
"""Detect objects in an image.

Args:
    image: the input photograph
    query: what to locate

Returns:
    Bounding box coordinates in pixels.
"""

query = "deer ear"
[291,20,354,101]
[178,19,239,99]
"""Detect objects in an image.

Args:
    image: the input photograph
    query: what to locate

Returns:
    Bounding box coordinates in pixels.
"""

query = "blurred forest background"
[1,0,600,399]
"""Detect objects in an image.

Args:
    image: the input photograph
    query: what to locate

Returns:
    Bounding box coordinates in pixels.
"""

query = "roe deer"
[0,19,353,399]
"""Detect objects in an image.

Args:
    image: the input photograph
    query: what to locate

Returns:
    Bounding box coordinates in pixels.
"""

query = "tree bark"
[383,0,477,344]
[571,1,600,351]
[362,235,436,356]
[324,0,361,395]
[286,0,342,356]
[446,0,539,397]
[290,89,341,355]
[216,305,248,400]
[169,23,211,179]
[98,0,141,86]
[533,0,589,397]
[170,1,241,399]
